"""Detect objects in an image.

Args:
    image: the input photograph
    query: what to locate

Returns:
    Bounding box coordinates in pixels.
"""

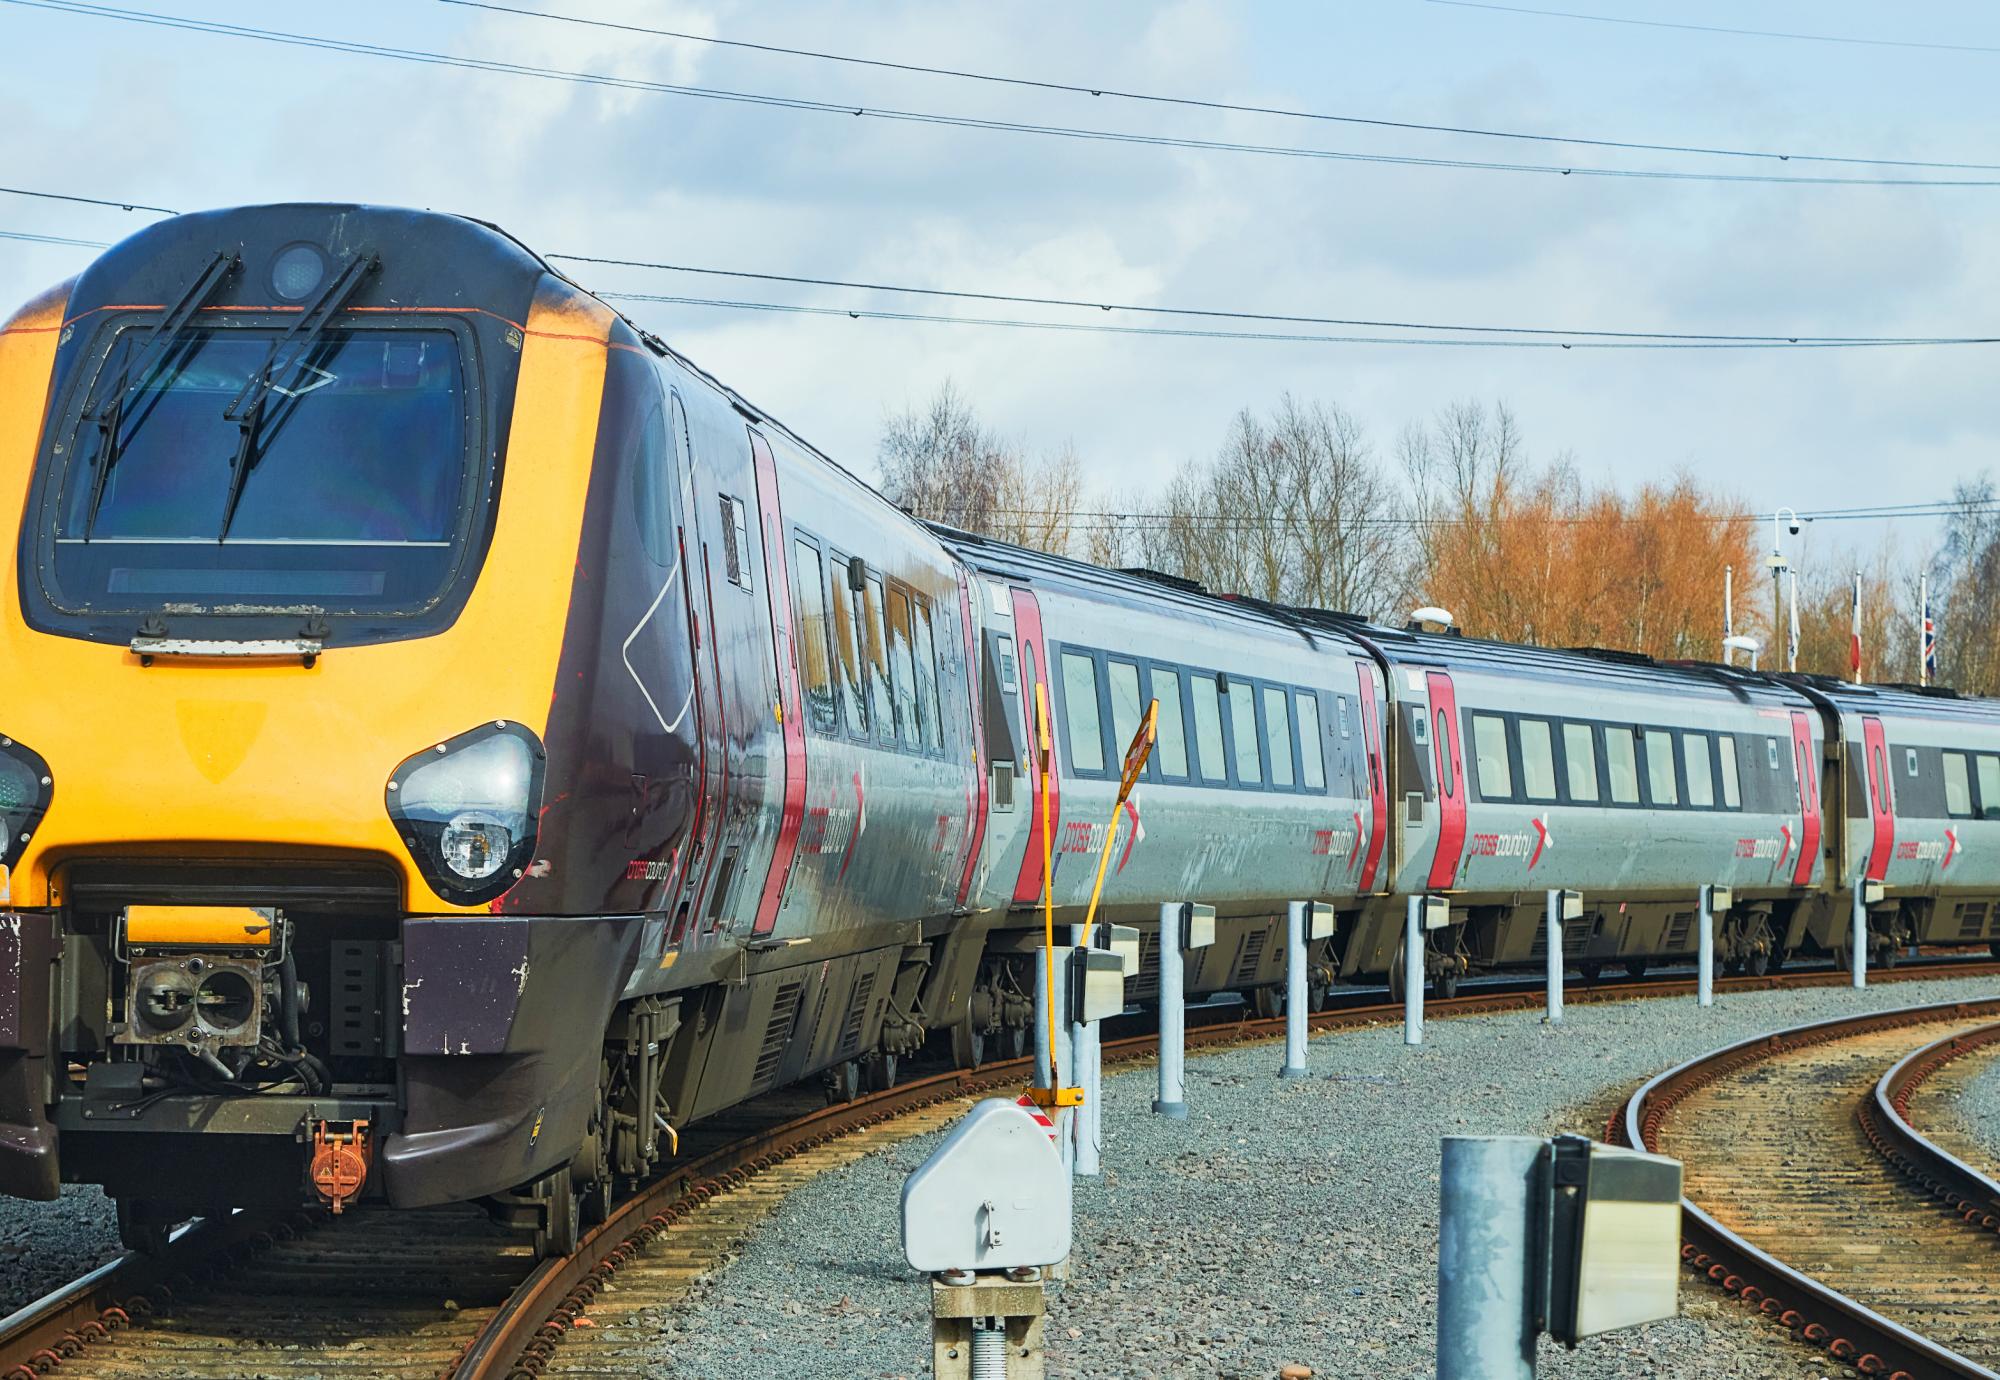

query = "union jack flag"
[1923,597,1938,681]
[1849,572,1862,681]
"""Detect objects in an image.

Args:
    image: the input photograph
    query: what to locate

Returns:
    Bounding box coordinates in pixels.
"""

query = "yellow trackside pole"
[1027,681,1081,1108]
[1081,700,1159,939]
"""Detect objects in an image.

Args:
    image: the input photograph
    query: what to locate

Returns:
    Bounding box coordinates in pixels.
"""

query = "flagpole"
[1850,570,1863,683]
[1920,573,1931,688]
[1723,565,1734,663]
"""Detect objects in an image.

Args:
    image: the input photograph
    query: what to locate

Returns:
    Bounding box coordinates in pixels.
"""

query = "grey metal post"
[1405,894,1424,1047]
[1074,926,1102,1178]
[1437,1136,1542,1380]
[1067,925,1089,1175]
[1543,889,1563,1026]
[1281,901,1309,1078]
[1851,884,1868,989]
[1032,948,1074,1174]
[1153,903,1187,1118]
[1697,886,1715,1008]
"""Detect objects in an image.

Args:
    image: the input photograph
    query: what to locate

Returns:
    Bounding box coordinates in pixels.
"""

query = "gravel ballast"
[0,1187,117,1317]
[1950,1028,2000,1160]
[633,975,1998,1379]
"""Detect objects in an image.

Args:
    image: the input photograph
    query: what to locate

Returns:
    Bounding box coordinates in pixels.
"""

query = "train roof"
[1352,621,1811,707]
[927,523,1372,653]
[1780,674,2000,725]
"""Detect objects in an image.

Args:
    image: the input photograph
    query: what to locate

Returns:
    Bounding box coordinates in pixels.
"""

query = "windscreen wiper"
[216,248,379,543]
[79,249,240,541]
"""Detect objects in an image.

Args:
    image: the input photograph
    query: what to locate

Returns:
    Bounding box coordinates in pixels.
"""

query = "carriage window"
[1519,718,1557,801]
[885,587,919,747]
[1605,727,1639,804]
[1719,736,1742,808]
[1108,659,1143,764]
[1297,693,1326,790]
[1944,752,1973,818]
[1685,732,1715,808]
[863,573,896,746]
[1262,687,1295,788]
[913,600,942,750]
[1562,722,1599,802]
[1977,756,2000,821]
[1644,729,1679,806]
[790,541,837,733]
[1191,673,1226,783]
[1471,714,1512,799]
[1231,680,1263,785]
[1062,651,1105,773]
[1153,669,1189,779]
[829,555,868,737]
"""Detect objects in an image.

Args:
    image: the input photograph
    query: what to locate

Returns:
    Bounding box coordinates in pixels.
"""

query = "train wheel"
[826,1061,861,1104]
[1745,949,1770,978]
[865,1053,899,1092]
[1309,980,1332,1012]
[532,1167,580,1261]
[1006,1024,1028,1062]
[1434,966,1460,1000]
[950,1018,986,1071]
[1253,987,1285,1020]
[115,1199,175,1256]
[1878,939,1899,971]
[1623,959,1649,980]
[1386,948,1405,1004]
[1578,961,1602,985]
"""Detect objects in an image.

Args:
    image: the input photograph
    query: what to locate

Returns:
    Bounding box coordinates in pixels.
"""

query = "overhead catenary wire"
[14,0,2000,189]
[602,290,2000,351]
[958,498,2000,531]
[437,0,2000,175]
[1428,0,2000,57]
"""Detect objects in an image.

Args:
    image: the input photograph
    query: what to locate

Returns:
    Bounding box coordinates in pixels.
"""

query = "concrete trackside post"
[1154,904,1186,1118]
[1851,884,1868,990]
[1437,1135,1541,1380]
[1405,894,1425,1047]
[1697,887,1715,1008]
[1281,901,1309,1079]
[1545,889,1564,1026]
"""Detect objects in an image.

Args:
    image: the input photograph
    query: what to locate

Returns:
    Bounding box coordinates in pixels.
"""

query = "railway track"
[1621,998,2000,1379]
[4,959,1998,1379]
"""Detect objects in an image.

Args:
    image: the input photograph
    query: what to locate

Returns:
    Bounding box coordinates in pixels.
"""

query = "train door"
[1786,710,1822,886]
[1424,670,1467,891]
[748,430,806,935]
[667,393,726,946]
[1354,660,1389,893]
[1860,715,1895,881]
[1009,587,1061,905]
[952,569,988,907]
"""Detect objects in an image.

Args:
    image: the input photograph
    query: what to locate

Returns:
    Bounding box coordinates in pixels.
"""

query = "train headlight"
[387,722,544,905]
[0,735,53,865]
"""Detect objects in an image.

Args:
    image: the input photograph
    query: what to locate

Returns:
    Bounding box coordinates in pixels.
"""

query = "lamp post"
[1768,508,1808,671]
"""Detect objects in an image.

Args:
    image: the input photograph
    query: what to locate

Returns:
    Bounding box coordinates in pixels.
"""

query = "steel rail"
[3,956,1997,1378]
[1618,998,2000,1380]
[1862,1020,2000,1242]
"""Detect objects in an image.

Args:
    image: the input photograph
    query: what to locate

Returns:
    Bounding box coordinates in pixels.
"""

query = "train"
[1,203,1995,1256]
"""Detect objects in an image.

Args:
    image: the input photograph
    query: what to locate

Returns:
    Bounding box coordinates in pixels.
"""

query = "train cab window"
[1605,728,1640,804]
[1296,693,1326,791]
[1191,674,1226,783]
[913,600,943,751]
[791,540,838,733]
[1471,714,1511,800]
[1562,722,1599,802]
[1944,752,1973,818]
[863,573,896,746]
[1263,686,1295,788]
[1719,736,1742,808]
[1062,651,1106,773]
[1231,681,1264,785]
[1108,659,1143,763]
[1685,732,1715,808]
[886,588,919,746]
[1978,756,2000,820]
[1151,668,1190,779]
[1519,718,1557,802]
[1644,729,1679,806]
[829,554,869,738]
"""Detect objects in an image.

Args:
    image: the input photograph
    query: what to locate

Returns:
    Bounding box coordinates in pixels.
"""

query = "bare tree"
[1932,476,2000,693]
[877,382,1083,557]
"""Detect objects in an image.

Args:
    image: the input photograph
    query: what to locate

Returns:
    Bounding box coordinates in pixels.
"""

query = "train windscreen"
[48,325,473,615]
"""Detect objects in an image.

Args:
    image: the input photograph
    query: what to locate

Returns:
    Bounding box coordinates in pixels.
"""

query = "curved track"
[4,959,1998,1379]
[1621,998,2000,1379]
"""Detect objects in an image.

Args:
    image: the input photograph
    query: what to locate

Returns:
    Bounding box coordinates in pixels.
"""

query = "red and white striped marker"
[1015,1093,1059,1146]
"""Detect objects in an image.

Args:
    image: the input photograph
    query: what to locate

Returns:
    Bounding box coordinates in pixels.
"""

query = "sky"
[2,0,1995,577]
